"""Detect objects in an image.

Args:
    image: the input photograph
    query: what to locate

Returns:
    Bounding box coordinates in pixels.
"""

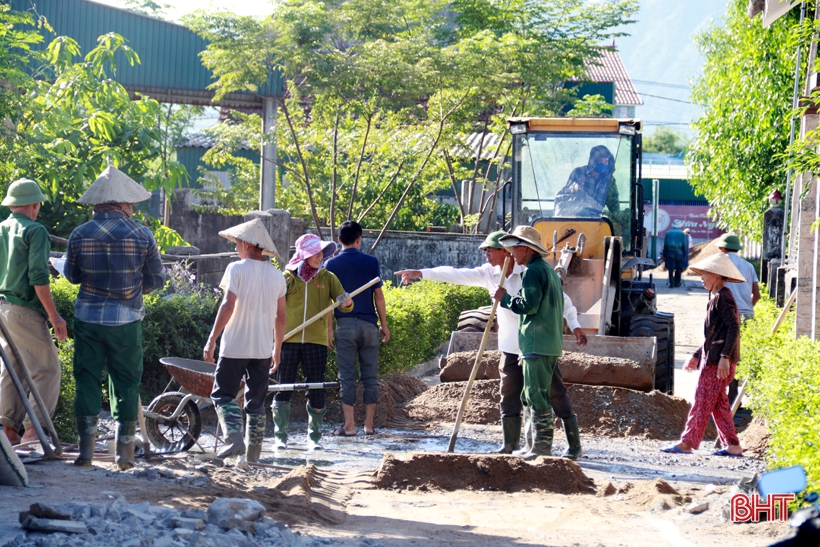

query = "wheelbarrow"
[142,357,340,453]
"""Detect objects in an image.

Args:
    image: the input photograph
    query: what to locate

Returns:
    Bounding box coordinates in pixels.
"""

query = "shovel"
[447,257,510,453]
[283,277,381,340]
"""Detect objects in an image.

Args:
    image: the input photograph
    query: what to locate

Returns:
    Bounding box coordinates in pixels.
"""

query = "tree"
[184,0,638,242]
[688,0,802,236]
[643,126,689,155]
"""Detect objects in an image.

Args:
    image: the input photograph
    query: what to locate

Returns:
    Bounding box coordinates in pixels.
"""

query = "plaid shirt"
[64,212,166,326]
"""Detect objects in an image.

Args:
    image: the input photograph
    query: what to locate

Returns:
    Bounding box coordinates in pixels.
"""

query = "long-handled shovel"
[447,257,511,453]
[0,318,62,458]
[283,277,381,340]
[713,288,796,448]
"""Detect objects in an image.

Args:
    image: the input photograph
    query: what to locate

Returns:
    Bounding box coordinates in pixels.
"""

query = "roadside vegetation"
[48,267,487,442]
[739,293,820,495]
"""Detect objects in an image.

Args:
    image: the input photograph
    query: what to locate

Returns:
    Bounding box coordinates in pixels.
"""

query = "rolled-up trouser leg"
[499,352,524,418]
[0,301,61,431]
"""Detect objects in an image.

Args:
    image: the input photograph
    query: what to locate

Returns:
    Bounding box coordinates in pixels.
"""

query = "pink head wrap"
[286,234,337,270]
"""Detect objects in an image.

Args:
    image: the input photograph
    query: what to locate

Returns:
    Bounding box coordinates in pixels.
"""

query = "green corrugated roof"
[10,0,281,107]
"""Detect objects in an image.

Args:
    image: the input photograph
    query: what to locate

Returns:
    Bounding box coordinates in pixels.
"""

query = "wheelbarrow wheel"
[144,391,202,452]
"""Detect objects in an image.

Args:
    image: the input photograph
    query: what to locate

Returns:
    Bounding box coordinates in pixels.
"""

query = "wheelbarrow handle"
[283,277,381,341]
[267,382,340,392]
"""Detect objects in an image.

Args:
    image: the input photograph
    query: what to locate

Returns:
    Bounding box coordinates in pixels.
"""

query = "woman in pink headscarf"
[270,234,353,450]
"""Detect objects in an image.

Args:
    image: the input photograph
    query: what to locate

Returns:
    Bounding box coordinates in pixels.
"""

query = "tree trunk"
[329,109,340,242]
[280,97,324,237]
[357,161,404,223]
[442,150,466,226]
[347,112,374,221]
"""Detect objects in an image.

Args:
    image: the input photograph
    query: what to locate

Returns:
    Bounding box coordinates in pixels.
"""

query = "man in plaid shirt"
[64,166,165,470]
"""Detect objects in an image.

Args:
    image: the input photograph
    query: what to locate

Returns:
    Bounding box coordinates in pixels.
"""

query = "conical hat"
[689,252,746,283]
[219,218,280,257]
[77,165,152,204]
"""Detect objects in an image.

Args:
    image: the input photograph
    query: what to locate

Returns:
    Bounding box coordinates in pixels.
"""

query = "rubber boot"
[561,414,582,460]
[272,403,290,448]
[245,413,266,463]
[74,416,98,467]
[306,402,326,450]
[115,421,137,471]
[216,403,245,458]
[494,416,522,454]
[513,407,533,456]
[521,409,554,461]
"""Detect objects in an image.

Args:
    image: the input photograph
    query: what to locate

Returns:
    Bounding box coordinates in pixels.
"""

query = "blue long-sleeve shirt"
[64,212,165,326]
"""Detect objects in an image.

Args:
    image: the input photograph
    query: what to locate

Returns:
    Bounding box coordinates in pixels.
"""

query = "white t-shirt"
[420,262,580,355]
[219,258,287,359]
[725,252,759,318]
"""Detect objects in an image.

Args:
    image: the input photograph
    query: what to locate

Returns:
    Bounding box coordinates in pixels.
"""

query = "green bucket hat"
[716,233,743,251]
[2,178,48,207]
[479,231,507,251]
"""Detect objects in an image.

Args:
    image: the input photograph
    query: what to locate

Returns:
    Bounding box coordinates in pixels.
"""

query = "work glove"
[335,292,351,305]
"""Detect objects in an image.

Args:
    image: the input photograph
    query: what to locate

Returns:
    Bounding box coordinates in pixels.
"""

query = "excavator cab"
[503,117,675,393]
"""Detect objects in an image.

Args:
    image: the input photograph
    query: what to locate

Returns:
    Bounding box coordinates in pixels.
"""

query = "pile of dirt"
[738,414,769,458]
[289,374,427,427]
[618,479,688,511]
[568,384,716,440]
[404,379,500,425]
[372,452,596,494]
[401,380,712,441]
[439,350,502,382]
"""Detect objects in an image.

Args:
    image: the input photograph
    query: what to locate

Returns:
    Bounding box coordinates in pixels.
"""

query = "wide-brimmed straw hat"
[479,231,507,251]
[77,165,152,204]
[689,252,746,283]
[2,178,48,207]
[219,218,279,257]
[499,226,549,256]
[286,234,336,269]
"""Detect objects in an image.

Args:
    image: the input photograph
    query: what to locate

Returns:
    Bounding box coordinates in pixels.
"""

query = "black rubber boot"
[495,416,522,454]
[521,410,554,461]
[115,421,137,471]
[561,414,582,460]
[513,407,533,456]
[74,416,98,467]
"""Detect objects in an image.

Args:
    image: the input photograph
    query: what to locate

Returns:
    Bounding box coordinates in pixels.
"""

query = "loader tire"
[457,306,498,332]
[628,312,675,394]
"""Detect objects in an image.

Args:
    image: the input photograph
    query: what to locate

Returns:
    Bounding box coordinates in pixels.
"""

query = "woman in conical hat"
[662,252,745,457]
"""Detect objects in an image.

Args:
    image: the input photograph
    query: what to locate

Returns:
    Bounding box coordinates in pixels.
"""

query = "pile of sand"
[738,414,769,458]
[372,452,596,494]
[439,350,502,382]
[598,479,687,511]
[402,380,713,441]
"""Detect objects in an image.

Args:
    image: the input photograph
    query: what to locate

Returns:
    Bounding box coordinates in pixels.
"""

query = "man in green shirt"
[0,179,67,446]
[493,226,564,460]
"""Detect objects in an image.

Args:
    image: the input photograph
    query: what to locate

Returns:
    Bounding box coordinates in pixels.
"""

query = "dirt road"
[0,274,789,547]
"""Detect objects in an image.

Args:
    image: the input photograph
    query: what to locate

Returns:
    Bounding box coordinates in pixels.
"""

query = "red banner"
[643,205,725,240]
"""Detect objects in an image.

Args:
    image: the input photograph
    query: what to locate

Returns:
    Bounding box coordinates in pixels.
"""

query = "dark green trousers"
[73,319,143,422]
[520,355,557,412]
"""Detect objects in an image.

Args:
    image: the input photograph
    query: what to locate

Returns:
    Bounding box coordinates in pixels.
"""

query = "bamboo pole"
[447,257,510,453]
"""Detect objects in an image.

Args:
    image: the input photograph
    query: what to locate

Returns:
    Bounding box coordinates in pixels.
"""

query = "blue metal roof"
[10,0,282,107]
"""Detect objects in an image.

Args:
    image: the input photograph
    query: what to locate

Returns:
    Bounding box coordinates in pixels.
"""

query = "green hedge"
[739,294,820,495]
[48,273,488,439]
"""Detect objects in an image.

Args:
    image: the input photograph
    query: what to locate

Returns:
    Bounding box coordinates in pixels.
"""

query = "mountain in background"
[614,0,731,135]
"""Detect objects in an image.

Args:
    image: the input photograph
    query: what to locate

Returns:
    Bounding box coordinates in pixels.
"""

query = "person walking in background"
[716,233,760,412]
[663,220,688,288]
[272,234,353,450]
[325,221,390,437]
[0,179,67,446]
[396,230,587,459]
[64,166,165,470]
[492,226,565,460]
[661,252,745,457]
[203,219,287,461]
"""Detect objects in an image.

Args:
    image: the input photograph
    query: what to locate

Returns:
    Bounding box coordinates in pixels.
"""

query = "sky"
[93,0,732,136]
